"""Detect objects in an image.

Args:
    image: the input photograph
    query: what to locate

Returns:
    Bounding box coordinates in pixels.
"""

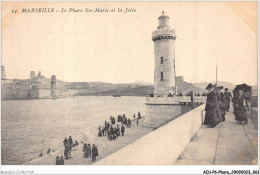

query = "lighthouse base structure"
[144,103,182,128]
[144,95,206,128]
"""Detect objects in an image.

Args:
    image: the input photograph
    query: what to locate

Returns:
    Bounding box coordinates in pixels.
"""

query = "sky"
[2,1,258,85]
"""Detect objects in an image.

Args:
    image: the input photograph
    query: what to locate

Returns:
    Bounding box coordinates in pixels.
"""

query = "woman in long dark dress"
[234,90,248,123]
[204,83,220,127]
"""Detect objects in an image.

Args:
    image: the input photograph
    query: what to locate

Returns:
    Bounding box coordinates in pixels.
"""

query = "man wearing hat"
[92,144,99,162]
[204,83,220,128]
[223,88,232,112]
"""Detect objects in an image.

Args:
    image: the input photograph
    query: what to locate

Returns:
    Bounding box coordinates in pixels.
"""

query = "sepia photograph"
[1,0,259,174]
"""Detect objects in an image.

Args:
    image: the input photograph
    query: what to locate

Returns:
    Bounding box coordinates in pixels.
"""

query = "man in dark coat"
[92,144,98,162]
[83,143,87,158]
[223,88,232,112]
[138,111,141,119]
[64,143,70,160]
[204,83,220,128]
[60,156,64,165]
[68,136,73,151]
[116,125,120,136]
[121,125,125,136]
[63,137,68,147]
[56,156,60,165]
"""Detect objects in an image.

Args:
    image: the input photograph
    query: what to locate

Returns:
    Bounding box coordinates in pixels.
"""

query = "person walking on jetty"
[110,116,116,125]
[127,118,132,128]
[216,86,226,122]
[98,126,102,137]
[84,143,91,158]
[63,137,68,146]
[56,156,60,165]
[105,121,110,130]
[68,136,73,151]
[138,111,141,119]
[102,127,106,136]
[88,144,92,157]
[92,144,98,162]
[204,83,220,128]
[121,125,125,136]
[60,156,64,165]
[233,86,250,124]
[223,88,232,112]
[83,143,87,158]
[116,125,120,136]
[47,148,51,154]
[64,142,70,160]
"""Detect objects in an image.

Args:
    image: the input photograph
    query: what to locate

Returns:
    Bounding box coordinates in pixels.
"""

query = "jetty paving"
[25,123,152,165]
[175,107,258,165]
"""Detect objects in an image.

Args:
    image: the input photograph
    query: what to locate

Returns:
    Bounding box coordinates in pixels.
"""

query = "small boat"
[113,94,121,97]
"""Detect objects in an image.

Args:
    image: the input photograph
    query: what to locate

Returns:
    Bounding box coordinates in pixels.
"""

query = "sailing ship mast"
[216,57,218,85]
[174,49,177,95]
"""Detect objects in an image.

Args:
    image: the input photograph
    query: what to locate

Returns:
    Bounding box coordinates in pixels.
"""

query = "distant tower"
[51,75,56,96]
[38,71,41,77]
[152,11,176,96]
[1,66,6,80]
[30,71,35,78]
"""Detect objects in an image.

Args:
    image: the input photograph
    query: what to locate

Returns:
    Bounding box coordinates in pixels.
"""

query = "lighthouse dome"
[158,11,170,29]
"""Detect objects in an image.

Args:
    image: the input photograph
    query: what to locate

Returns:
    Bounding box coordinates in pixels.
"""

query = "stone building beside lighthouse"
[2,66,7,80]
[152,11,176,96]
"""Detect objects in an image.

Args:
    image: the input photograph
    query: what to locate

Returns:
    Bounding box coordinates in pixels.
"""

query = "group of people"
[83,143,99,162]
[204,83,233,128]
[56,156,64,165]
[63,136,79,160]
[107,125,126,140]
[54,111,143,165]
[98,112,142,141]
[118,114,132,127]
[98,121,126,140]
[110,116,116,125]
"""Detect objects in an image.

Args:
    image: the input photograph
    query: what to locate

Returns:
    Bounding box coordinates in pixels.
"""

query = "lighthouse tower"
[152,11,176,96]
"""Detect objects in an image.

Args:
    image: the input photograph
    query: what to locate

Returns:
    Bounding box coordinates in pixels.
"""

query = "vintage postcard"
[1,1,258,174]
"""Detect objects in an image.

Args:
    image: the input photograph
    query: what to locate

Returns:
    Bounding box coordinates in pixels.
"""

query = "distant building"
[30,71,36,78]
[2,66,6,80]
[2,82,39,100]
[30,70,45,79]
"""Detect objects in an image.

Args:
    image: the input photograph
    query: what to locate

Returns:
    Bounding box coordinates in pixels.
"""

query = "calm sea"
[1,96,146,165]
